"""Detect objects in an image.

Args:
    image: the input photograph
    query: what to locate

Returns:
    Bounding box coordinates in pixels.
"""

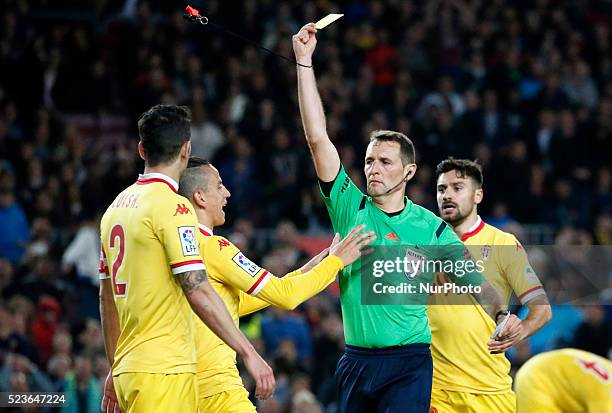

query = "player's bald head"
[179,157,212,200]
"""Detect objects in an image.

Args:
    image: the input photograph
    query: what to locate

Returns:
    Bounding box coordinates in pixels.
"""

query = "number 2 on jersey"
[110,224,127,297]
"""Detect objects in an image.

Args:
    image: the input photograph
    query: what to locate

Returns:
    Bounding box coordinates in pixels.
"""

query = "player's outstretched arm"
[239,227,376,315]
[177,270,275,400]
[293,23,341,181]
[238,236,339,316]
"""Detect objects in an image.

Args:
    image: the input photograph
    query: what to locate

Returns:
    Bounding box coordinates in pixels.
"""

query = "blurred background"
[0,0,611,412]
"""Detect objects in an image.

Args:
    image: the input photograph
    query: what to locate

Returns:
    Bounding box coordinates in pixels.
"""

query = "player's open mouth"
[442,203,456,212]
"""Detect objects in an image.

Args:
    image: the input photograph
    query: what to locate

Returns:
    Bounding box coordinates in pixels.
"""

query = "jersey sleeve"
[204,236,273,295]
[501,237,546,304]
[435,223,485,288]
[319,165,365,235]
[243,255,343,314]
[205,236,344,309]
[237,270,302,317]
[98,245,110,280]
[154,197,205,276]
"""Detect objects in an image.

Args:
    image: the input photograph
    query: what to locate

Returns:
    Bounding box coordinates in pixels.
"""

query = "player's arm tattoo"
[177,269,208,293]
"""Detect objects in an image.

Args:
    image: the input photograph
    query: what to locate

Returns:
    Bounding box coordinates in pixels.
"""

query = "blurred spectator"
[190,102,225,160]
[61,355,102,413]
[61,217,100,285]
[0,353,54,393]
[261,307,312,364]
[31,296,62,365]
[571,305,612,358]
[0,166,29,264]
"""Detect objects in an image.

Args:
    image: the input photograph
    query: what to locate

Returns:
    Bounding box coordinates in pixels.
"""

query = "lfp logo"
[178,226,199,256]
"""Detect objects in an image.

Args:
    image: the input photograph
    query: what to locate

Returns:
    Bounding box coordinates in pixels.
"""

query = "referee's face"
[364,141,406,196]
[436,171,477,224]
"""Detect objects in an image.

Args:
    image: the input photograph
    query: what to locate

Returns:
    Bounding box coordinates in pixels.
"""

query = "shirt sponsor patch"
[178,226,199,256]
[524,265,539,283]
[404,248,426,279]
[232,252,261,277]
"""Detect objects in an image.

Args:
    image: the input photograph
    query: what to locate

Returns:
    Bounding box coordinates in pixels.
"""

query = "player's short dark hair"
[137,104,192,167]
[369,130,416,165]
[179,157,211,199]
[435,158,484,188]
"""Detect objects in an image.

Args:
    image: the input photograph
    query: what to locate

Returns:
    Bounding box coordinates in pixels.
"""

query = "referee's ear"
[404,163,417,182]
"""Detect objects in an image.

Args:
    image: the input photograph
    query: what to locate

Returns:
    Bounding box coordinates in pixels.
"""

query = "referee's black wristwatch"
[495,309,510,322]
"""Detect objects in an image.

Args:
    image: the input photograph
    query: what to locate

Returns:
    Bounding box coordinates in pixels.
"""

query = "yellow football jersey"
[428,216,545,394]
[194,224,343,399]
[99,173,205,375]
[515,349,612,413]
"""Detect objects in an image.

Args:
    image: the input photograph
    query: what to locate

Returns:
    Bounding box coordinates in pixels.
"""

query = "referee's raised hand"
[330,225,377,267]
[292,23,317,66]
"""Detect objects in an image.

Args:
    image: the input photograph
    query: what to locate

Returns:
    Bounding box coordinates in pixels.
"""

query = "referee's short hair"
[435,158,484,188]
[369,130,416,165]
[138,104,192,167]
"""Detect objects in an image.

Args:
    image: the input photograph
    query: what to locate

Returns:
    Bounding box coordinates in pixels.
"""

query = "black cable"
[183,13,313,68]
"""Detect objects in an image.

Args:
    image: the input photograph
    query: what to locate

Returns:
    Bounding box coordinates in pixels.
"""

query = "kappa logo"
[174,203,192,216]
[218,239,230,250]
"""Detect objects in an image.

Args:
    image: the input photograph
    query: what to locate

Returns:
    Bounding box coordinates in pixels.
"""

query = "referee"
[292,24,521,413]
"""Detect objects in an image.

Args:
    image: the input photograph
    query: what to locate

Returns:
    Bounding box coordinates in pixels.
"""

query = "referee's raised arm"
[293,23,341,182]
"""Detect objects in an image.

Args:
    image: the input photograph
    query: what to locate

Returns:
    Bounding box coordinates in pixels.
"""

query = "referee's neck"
[372,192,406,214]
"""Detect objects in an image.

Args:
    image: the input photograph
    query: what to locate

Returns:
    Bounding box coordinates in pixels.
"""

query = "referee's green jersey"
[320,165,484,348]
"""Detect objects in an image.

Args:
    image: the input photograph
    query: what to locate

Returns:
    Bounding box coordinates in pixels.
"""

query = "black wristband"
[495,309,509,322]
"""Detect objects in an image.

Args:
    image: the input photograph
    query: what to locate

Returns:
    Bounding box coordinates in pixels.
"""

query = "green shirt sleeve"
[319,165,365,235]
[434,221,486,288]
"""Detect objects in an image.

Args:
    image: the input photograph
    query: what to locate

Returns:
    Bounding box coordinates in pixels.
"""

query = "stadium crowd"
[1,0,611,411]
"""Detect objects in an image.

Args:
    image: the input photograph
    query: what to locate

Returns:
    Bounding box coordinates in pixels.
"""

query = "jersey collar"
[136,173,179,193]
[198,224,213,237]
[461,215,484,242]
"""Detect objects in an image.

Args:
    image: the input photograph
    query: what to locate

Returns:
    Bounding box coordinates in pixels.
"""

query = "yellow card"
[314,14,344,29]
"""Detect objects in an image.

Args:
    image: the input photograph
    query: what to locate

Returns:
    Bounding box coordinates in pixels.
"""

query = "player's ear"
[179,140,191,159]
[474,188,483,205]
[192,190,207,209]
[137,141,146,161]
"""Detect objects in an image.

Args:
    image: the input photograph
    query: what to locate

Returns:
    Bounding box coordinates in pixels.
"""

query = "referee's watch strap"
[495,309,509,322]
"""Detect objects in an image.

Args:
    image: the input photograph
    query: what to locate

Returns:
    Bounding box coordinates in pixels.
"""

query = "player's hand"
[299,233,340,273]
[330,225,377,267]
[488,314,523,354]
[292,23,317,66]
[101,370,121,413]
[243,350,275,400]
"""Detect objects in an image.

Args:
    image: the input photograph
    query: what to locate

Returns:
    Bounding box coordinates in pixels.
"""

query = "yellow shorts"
[430,388,516,413]
[199,387,256,413]
[114,372,198,413]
